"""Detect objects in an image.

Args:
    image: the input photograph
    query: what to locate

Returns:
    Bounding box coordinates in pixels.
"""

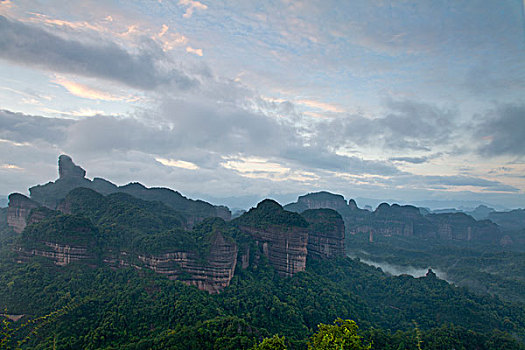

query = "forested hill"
[1,194,525,348]
[1,159,524,349]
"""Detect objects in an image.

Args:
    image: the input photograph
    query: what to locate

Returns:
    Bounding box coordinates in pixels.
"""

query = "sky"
[0,0,524,209]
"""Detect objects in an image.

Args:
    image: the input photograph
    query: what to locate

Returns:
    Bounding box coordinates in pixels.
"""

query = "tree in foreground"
[308,318,371,350]
[253,319,371,350]
[251,335,287,350]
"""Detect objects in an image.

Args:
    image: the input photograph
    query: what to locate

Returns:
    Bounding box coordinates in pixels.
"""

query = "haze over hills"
[1,1,524,348]
[1,155,525,349]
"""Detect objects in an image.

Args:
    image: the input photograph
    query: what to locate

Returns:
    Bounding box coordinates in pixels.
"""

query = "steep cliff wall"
[302,209,345,259]
[17,242,94,266]
[7,193,40,233]
[284,192,371,235]
[136,231,237,293]
[235,200,309,277]
[348,203,502,243]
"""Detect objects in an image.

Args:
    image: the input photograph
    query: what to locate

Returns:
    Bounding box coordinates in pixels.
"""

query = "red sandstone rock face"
[137,232,238,293]
[7,193,40,233]
[18,242,94,266]
[239,225,308,277]
[302,209,345,259]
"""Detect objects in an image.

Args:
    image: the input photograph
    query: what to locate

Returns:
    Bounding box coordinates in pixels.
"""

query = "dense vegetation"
[1,248,524,349]
[233,199,309,229]
[1,188,524,349]
[347,232,525,304]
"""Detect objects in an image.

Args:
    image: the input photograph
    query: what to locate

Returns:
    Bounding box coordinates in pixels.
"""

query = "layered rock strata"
[137,232,237,293]
[7,193,39,233]
[235,200,309,277]
[18,242,94,266]
[302,209,345,259]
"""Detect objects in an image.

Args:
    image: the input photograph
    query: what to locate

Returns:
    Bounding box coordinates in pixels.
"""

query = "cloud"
[0,109,72,145]
[0,15,195,90]
[53,76,134,101]
[179,0,208,18]
[475,104,525,157]
[295,99,344,113]
[395,174,519,193]
[390,156,428,164]
[156,157,199,170]
[316,99,457,152]
[186,46,203,56]
[0,163,22,170]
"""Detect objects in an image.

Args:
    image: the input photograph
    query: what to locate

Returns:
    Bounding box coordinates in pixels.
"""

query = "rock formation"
[18,242,94,266]
[58,155,86,179]
[287,192,503,244]
[17,212,98,265]
[284,191,348,213]
[137,231,238,293]
[488,209,525,231]
[285,192,371,234]
[426,212,501,242]
[28,155,231,225]
[302,209,345,259]
[6,193,40,233]
[234,200,309,277]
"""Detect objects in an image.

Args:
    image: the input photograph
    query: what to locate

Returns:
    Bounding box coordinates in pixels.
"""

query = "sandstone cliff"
[285,191,371,235]
[234,200,308,277]
[137,231,238,293]
[350,203,503,243]
[18,212,98,265]
[302,209,345,259]
[7,193,40,233]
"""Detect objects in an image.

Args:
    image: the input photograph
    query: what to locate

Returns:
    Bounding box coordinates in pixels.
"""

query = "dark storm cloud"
[476,104,525,157]
[0,15,195,90]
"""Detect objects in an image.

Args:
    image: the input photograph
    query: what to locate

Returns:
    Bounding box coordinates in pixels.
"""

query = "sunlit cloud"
[26,12,103,32]
[178,0,208,18]
[0,0,14,16]
[296,99,345,113]
[156,157,199,170]
[221,156,318,182]
[0,138,31,147]
[186,46,203,56]
[0,163,23,170]
[53,76,134,101]
[153,24,188,51]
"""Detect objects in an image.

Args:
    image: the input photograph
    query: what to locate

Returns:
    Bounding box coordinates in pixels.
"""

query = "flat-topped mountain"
[233,199,309,277]
[286,192,504,244]
[28,155,230,226]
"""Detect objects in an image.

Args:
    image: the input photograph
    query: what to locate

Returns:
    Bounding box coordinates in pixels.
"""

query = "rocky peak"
[348,199,358,210]
[58,155,86,179]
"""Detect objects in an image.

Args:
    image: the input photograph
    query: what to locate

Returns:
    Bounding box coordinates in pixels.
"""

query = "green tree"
[251,335,287,350]
[308,318,371,350]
